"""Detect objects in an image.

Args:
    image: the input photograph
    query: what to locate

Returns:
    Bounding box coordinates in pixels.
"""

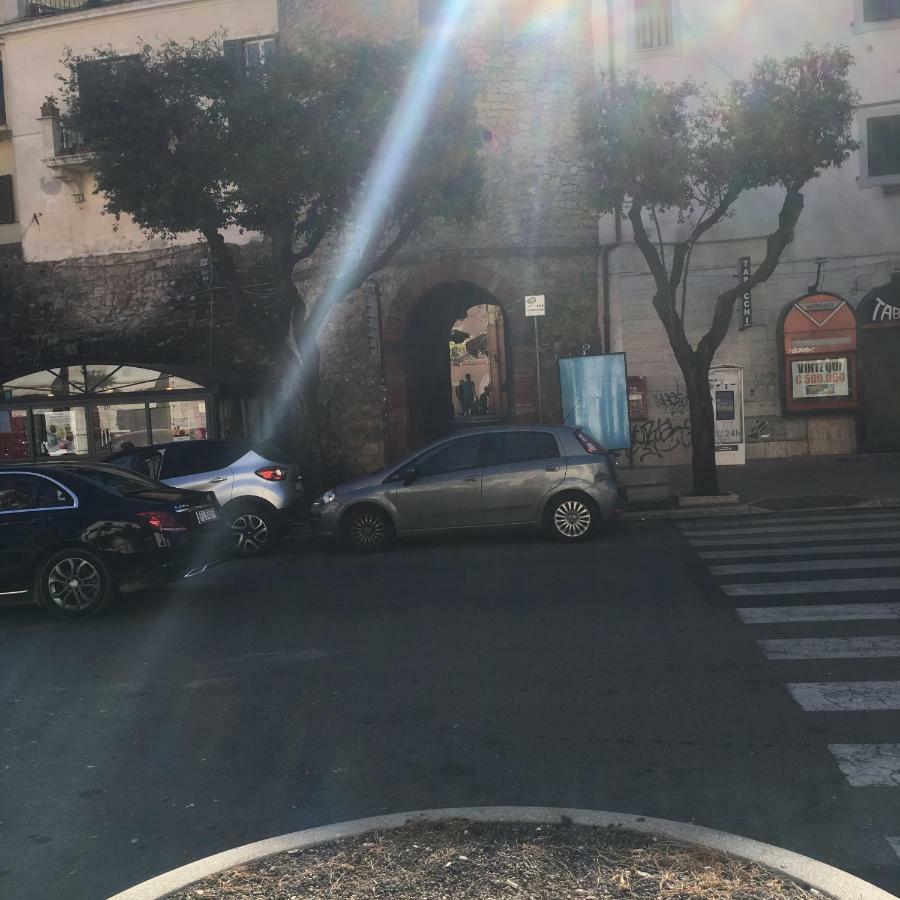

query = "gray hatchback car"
[310,426,621,552]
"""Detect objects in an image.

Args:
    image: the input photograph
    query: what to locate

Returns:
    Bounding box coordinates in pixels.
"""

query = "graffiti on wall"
[746,416,790,443]
[630,418,692,462]
[653,389,689,416]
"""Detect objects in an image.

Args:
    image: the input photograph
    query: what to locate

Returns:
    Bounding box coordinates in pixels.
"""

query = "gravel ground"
[167,820,824,899]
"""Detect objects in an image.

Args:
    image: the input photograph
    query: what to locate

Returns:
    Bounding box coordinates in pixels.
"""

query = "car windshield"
[4,5,900,900]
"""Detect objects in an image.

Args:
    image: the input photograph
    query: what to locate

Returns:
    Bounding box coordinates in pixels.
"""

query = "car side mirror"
[400,466,417,486]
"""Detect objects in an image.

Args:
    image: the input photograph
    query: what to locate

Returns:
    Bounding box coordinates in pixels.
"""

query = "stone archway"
[381,259,537,460]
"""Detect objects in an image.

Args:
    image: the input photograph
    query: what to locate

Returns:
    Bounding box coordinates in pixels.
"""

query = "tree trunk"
[684,357,719,497]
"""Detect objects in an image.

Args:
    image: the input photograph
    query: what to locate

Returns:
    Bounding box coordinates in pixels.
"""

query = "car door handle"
[208,476,228,484]
[545,465,561,472]
[462,475,478,483]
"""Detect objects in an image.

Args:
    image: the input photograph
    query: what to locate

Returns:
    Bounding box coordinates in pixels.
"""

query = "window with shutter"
[867,114,900,178]
[634,0,674,51]
[863,0,900,21]
[223,37,277,76]
[0,62,6,127]
[0,175,15,225]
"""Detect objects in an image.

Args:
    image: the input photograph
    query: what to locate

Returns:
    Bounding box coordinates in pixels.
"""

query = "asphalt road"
[1,517,898,899]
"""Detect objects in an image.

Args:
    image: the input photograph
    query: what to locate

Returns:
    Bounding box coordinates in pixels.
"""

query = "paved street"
[2,516,899,899]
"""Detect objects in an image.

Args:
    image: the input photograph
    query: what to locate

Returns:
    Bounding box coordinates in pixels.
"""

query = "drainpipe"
[600,0,622,353]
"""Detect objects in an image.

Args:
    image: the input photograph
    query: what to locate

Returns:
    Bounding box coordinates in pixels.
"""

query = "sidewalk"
[620,451,900,519]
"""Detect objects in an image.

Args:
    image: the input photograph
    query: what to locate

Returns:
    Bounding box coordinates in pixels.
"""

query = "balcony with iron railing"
[22,0,140,20]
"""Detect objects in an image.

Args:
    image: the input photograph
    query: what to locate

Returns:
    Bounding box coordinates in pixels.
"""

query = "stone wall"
[281,0,603,474]
[0,242,275,384]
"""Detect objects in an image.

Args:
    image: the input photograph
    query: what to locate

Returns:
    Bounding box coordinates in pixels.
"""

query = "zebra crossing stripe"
[712,558,900,576]
[759,636,900,660]
[788,682,900,711]
[723,576,900,597]
[701,543,900,560]
[739,603,900,624]
[685,519,900,539]
[827,744,900,786]
[690,531,900,548]
[683,512,900,534]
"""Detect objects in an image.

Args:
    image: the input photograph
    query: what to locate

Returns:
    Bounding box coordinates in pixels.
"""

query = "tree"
[57,35,483,475]
[579,46,858,495]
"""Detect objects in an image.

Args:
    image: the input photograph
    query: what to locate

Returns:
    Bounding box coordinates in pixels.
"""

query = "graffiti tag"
[630,418,692,462]
[653,389,689,416]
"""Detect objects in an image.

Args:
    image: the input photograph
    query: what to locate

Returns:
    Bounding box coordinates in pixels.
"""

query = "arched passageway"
[381,263,537,461]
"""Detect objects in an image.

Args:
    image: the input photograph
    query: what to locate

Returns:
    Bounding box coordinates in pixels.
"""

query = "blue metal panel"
[559,354,631,450]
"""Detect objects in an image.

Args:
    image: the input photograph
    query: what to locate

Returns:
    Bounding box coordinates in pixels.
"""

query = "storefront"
[858,275,900,449]
[0,363,278,461]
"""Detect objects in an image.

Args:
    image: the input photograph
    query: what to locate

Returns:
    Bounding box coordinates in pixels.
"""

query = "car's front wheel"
[544,492,600,542]
[35,548,115,620]
[342,504,394,553]
[229,502,279,557]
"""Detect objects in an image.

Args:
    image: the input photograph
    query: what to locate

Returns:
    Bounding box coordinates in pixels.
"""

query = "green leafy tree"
[58,36,483,471]
[580,46,858,495]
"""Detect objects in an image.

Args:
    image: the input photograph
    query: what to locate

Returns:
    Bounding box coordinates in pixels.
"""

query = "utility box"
[627,375,648,421]
[709,365,745,466]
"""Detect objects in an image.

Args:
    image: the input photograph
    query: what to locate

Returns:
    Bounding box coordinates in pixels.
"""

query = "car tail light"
[137,511,187,533]
[255,466,288,482]
[575,429,606,455]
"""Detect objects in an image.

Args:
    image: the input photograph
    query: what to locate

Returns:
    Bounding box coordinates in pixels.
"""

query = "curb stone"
[107,806,897,900]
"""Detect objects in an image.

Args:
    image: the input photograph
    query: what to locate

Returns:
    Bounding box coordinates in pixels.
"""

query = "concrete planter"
[109,806,894,900]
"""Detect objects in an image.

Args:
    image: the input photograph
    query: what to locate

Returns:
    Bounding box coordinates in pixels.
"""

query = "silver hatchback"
[310,426,621,552]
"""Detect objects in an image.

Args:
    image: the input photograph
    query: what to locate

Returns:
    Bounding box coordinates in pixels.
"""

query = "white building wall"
[592,0,900,464]
[0,0,277,262]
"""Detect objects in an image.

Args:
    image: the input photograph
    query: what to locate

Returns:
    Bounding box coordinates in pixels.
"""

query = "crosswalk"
[680,508,900,864]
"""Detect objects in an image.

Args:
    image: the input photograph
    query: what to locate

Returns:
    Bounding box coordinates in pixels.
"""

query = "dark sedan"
[0,462,233,620]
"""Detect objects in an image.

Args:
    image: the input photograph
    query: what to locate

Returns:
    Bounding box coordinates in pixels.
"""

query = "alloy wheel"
[232,513,269,554]
[553,499,592,538]
[47,556,102,612]
[350,512,386,550]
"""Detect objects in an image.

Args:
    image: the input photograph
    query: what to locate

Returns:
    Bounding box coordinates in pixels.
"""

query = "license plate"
[196,508,217,524]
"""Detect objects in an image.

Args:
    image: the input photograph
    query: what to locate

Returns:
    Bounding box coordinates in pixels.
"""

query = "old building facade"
[600,0,900,466]
[0,0,280,459]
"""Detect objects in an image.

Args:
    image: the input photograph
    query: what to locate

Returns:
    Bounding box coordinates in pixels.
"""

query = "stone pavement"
[660,452,900,508]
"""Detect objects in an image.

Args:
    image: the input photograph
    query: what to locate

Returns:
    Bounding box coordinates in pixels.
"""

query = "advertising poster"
[791,358,849,399]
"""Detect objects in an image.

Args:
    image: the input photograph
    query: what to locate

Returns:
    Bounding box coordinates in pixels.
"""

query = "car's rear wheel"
[35,548,115,620]
[229,502,279,557]
[545,492,600,542]
[342,504,394,553]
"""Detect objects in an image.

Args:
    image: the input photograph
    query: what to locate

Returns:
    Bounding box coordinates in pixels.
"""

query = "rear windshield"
[72,467,162,495]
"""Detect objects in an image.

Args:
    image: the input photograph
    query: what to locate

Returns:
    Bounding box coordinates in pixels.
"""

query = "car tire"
[544,492,600,543]
[342,504,394,554]
[35,548,115,620]
[228,502,280,557]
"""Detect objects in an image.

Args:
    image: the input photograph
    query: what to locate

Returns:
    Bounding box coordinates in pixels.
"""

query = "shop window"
[0,409,28,460]
[150,400,208,443]
[634,0,674,51]
[32,406,89,457]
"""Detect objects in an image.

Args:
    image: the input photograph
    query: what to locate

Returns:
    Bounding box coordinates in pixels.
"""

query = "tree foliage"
[57,35,484,328]
[579,45,858,493]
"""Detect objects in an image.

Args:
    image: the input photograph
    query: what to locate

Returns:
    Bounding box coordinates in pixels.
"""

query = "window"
[868,114,900,178]
[0,175,15,225]
[415,435,483,477]
[863,0,900,21]
[485,432,560,466]
[634,0,674,51]
[223,38,276,75]
[0,474,74,512]
[859,106,900,186]
[159,441,247,479]
[32,407,89,457]
[418,0,440,26]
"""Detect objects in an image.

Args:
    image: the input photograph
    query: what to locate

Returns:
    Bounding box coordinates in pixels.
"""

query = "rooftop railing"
[23,0,140,20]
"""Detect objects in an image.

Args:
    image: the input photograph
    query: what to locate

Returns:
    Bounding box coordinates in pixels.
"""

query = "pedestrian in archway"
[459,373,476,416]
